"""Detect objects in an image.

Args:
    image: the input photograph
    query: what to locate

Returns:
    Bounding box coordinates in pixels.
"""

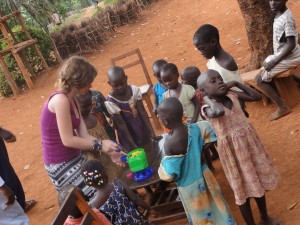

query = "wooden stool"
[242,69,270,106]
[273,65,300,108]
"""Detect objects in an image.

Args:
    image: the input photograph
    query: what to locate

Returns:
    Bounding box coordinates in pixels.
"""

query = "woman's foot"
[259,216,282,225]
[24,199,37,212]
[270,107,291,121]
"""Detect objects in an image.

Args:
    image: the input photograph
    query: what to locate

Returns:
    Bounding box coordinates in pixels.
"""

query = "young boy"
[181,66,203,106]
[58,184,111,225]
[181,66,219,168]
[152,59,168,115]
[193,24,249,117]
[255,0,300,121]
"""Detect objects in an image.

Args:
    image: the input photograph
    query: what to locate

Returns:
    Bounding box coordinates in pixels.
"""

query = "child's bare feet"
[259,216,282,225]
[270,107,291,121]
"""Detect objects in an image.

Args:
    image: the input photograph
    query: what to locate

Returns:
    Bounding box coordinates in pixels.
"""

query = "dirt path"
[0,0,300,224]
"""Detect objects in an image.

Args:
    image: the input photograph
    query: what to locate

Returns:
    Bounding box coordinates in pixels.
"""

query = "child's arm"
[0,127,16,143]
[113,114,138,149]
[136,100,156,138]
[191,96,200,123]
[120,180,151,210]
[202,96,225,118]
[264,36,296,71]
[153,91,159,116]
[227,81,262,102]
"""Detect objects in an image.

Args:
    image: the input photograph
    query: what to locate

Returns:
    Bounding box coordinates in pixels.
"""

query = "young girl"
[198,69,281,225]
[161,63,201,124]
[81,159,152,225]
[105,66,156,151]
[157,97,236,225]
[76,92,122,182]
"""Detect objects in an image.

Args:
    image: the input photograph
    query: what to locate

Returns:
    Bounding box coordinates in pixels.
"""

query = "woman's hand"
[101,140,119,153]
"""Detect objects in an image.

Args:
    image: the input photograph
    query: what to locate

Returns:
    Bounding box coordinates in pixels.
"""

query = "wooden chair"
[51,187,104,225]
[110,48,162,130]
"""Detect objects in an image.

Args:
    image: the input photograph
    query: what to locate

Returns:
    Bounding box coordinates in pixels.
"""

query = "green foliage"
[0,25,57,96]
[104,0,121,6]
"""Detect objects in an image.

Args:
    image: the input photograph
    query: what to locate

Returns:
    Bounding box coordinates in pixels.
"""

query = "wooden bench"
[242,64,300,108]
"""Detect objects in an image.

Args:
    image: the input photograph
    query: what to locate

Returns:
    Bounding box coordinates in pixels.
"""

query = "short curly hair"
[56,56,97,93]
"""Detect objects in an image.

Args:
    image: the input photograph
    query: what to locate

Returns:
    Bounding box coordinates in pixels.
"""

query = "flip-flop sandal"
[270,108,291,121]
[24,199,37,212]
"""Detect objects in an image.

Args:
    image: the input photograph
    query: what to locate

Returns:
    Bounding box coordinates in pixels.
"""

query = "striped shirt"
[273,9,299,53]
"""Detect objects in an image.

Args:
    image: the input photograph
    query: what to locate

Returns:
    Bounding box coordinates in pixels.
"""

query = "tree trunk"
[237,0,274,71]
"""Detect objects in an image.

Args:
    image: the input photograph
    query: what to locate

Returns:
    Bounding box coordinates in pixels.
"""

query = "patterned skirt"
[44,153,96,201]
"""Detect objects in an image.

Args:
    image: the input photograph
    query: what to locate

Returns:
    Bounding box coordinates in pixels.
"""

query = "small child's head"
[197,69,227,98]
[56,56,97,94]
[81,159,109,188]
[157,97,183,129]
[193,24,220,60]
[58,184,89,218]
[160,63,180,90]
[181,66,201,89]
[152,59,168,84]
[107,66,128,96]
[76,91,93,118]
[269,0,287,13]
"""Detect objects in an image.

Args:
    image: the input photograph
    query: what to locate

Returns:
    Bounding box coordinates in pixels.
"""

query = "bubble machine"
[121,148,154,181]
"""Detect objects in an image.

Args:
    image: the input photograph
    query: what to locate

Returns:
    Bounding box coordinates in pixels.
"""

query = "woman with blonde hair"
[40,56,122,200]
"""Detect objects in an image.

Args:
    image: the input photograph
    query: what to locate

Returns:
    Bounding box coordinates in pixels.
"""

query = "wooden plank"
[13,52,33,89]
[110,48,138,62]
[150,212,186,224]
[122,59,141,69]
[0,11,19,22]
[13,39,36,53]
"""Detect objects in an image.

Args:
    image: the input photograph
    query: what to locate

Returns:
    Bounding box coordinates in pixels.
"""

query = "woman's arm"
[190,96,200,123]
[264,36,296,71]
[136,100,156,138]
[227,81,262,102]
[50,94,118,153]
[113,114,138,150]
[202,96,225,118]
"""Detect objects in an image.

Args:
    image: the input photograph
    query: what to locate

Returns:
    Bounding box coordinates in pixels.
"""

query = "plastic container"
[127,148,148,173]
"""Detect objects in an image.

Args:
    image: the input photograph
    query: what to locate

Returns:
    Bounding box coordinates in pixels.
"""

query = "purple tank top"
[41,92,81,165]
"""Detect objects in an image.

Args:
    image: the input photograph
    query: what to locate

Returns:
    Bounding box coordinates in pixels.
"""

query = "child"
[152,59,168,115]
[157,97,236,225]
[193,24,249,118]
[181,66,204,108]
[76,92,122,182]
[181,66,219,168]
[255,0,300,120]
[198,69,281,225]
[57,184,112,225]
[81,159,152,225]
[89,90,116,141]
[105,66,156,151]
[161,63,201,124]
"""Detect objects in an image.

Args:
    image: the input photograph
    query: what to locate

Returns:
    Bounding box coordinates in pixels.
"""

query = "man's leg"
[255,74,291,120]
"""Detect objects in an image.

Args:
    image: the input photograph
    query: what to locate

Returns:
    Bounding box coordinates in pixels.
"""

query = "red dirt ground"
[1,0,300,224]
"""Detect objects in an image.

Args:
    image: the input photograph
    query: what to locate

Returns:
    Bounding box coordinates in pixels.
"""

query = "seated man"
[255,0,300,121]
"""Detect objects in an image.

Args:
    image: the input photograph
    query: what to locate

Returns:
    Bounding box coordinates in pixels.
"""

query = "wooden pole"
[0,56,19,95]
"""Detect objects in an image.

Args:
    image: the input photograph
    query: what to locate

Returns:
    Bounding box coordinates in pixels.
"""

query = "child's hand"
[149,209,157,217]
[0,185,15,205]
[0,128,16,143]
[109,151,127,167]
[151,135,163,142]
[263,59,278,72]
